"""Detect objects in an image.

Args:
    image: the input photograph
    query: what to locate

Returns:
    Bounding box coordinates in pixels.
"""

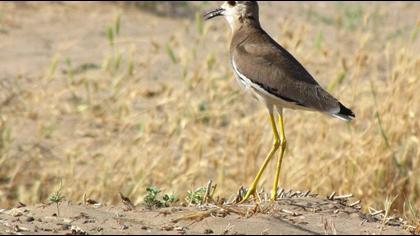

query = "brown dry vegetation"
[0,1,419,226]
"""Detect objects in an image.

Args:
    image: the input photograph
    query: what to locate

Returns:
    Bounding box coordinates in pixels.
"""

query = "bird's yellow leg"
[271,112,287,201]
[240,112,280,203]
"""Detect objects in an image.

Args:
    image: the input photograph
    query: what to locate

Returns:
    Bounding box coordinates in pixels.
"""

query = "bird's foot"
[238,187,258,204]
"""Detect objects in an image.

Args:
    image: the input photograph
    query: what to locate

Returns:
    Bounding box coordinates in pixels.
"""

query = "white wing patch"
[231,60,249,89]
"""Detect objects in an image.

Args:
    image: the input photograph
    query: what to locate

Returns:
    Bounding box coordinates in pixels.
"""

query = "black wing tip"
[335,103,355,121]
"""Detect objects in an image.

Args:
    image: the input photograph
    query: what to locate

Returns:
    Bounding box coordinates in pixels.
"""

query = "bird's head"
[204,1,260,30]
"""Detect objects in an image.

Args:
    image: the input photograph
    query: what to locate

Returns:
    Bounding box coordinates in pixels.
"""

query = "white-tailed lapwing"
[204,1,355,202]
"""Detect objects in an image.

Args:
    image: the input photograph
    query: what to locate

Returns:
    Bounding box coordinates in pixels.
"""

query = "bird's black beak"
[203,8,225,20]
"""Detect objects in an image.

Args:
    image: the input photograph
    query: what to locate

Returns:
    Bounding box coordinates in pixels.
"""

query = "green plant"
[143,186,176,208]
[0,119,11,168]
[336,3,364,30]
[327,70,347,92]
[0,121,11,155]
[41,124,55,139]
[103,14,125,74]
[162,193,177,206]
[106,13,121,48]
[195,12,204,36]
[45,55,59,80]
[314,30,324,50]
[48,180,65,217]
[165,44,178,64]
[185,187,206,205]
[403,200,418,227]
[0,11,4,33]
[115,14,121,35]
[107,26,115,47]
[64,57,76,90]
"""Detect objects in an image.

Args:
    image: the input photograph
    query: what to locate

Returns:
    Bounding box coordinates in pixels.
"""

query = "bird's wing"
[232,31,341,113]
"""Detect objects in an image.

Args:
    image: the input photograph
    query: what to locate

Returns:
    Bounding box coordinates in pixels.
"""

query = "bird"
[203,1,355,202]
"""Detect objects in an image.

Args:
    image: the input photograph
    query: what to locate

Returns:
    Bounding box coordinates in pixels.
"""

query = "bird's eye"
[227,1,236,7]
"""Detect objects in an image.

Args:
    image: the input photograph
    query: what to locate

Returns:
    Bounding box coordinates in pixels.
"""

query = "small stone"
[13,225,29,233]
[121,224,129,230]
[14,212,23,217]
[71,225,87,235]
[16,202,26,208]
[204,229,214,234]
[62,224,71,230]
[85,199,98,205]
[161,225,174,231]
[83,219,95,224]
[25,216,35,222]
[63,218,73,224]
[8,209,24,217]
[175,226,186,232]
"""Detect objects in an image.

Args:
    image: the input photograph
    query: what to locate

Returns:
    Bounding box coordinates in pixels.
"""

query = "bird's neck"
[242,16,261,29]
[230,21,263,51]
[227,14,261,32]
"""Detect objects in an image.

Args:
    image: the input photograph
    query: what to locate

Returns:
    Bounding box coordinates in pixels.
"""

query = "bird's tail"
[332,103,355,121]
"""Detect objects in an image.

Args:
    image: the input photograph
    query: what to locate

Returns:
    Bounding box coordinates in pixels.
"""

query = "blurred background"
[0,1,418,222]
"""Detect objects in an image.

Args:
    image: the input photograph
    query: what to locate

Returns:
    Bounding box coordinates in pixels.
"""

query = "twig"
[278,188,285,199]
[281,209,302,216]
[119,192,135,211]
[370,210,385,217]
[349,200,361,207]
[203,180,213,204]
[328,192,336,200]
[333,194,353,201]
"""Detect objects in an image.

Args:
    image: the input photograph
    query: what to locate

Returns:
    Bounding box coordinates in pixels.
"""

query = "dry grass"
[0,1,418,224]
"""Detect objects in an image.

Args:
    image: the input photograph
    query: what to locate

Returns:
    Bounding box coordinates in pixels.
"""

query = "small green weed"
[185,186,206,205]
[143,186,176,208]
[48,180,65,217]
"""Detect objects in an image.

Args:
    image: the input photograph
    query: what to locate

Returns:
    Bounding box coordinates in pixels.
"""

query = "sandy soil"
[0,195,411,235]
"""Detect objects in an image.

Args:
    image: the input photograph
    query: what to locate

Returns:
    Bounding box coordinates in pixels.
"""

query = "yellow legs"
[272,112,287,200]
[240,110,287,203]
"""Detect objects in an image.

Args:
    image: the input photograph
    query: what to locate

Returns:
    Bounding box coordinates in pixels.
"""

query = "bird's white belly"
[233,70,266,102]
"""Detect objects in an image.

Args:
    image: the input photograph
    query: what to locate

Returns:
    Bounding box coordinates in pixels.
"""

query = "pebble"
[121,224,129,230]
[7,209,24,217]
[204,229,214,234]
[63,218,73,224]
[161,225,174,231]
[71,225,87,235]
[59,223,71,230]
[25,216,35,222]
[14,212,23,217]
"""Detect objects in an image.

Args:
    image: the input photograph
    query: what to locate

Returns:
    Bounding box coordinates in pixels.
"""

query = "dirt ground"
[0,195,412,235]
